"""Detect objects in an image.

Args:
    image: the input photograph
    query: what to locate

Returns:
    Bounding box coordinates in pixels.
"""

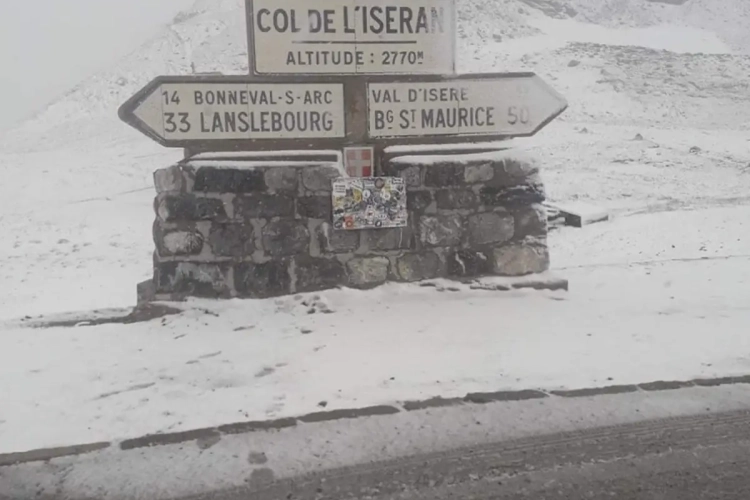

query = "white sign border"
[245,0,458,76]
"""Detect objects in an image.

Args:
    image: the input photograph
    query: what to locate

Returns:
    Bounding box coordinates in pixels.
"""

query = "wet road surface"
[203,410,750,500]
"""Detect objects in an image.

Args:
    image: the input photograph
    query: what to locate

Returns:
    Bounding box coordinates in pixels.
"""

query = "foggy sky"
[0,0,193,131]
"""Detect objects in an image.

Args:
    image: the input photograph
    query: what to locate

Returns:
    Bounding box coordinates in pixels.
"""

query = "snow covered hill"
[0,0,749,318]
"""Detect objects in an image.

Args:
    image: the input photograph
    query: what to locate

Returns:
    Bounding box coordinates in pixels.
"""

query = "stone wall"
[149,150,550,300]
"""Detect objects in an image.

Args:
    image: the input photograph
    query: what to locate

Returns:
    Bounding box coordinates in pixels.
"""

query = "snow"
[390,148,536,166]
[1,0,750,456]
[190,150,341,160]
[186,160,342,169]
[2,206,750,454]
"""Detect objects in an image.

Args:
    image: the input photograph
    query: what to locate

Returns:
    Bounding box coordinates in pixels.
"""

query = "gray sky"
[0,0,193,131]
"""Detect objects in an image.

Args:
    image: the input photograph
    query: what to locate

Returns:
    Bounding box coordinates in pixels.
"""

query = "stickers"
[332,177,407,230]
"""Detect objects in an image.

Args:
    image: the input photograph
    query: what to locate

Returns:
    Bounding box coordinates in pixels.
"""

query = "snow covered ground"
[2,206,749,454]
[1,0,749,454]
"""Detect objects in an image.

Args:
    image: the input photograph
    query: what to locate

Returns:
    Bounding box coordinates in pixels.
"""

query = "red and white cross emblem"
[344,146,374,177]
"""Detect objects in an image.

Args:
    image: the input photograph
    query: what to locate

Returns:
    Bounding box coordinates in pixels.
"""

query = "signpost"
[367,74,567,139]
[118,77,347,148]
[119,0,568,157]
[247,0,456,75]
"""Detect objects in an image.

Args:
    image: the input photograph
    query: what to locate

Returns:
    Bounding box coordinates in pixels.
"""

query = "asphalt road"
[204,409,750,500]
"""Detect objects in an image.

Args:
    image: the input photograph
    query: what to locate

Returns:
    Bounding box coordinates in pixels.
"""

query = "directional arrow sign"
[367,73,567,139]
[119,76,347,148]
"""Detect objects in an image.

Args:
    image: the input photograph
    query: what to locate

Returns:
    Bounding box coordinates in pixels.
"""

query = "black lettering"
[343,6,355,34]
[164,113,177,133]
[212,113,224,133]
[374,110,386,130]
[285,90,295,105]
[421,109,434,128]
[445,108,456,128]
[308,9,322,33]
[399,110,411,129]
[178,112,190,133]
[271,111,282,132]
[486,107,496,126]
[370,6,384,34]
[238,112,250,132]
[385,6,398,34]
[323,91,332,104]
[474,107,485,127]
[257,9,271,32]
[415,8,428,33]
[194,91,203,105]
[286,51,296,65]
[290,9,301,32]
[323,9,335,33]
[400,7,414,33]
[200,113,210,133]
[310,112,321,131]
[223,112,235,132]
[322,112,333,131]
[273,9,289,32]
[458,107,469,128]
[431,7,445,33]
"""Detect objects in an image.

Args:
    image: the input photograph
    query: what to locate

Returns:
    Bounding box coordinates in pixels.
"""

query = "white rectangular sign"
[249,0,456,75]
[367,76,568,138]
[132,83,346,140]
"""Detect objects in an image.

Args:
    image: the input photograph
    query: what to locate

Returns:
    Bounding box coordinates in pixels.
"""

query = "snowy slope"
[0,0,749,318]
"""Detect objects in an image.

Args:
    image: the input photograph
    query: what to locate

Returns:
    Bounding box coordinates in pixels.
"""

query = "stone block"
[490,155,541,188]
[418,214,463,248]
[136,279,156,305]
[154,261,231,298]
[264,167,298,191]
[407,190,433,213]
[464,163,495,184]
[381,163,422,188]
[447,250,492,278]
[208,223,255,257]
[364,226,413,251]
[155,194,228,222]
[467,212,515,246]
[153,222,204,257]
[235,193,294,219]
[262,220,310,256]
[194,167,266,193]
[492,242,550,276]
[317,223,360,253]
[347,257,390,289]
[514,204,547,237]
[154,165,189,193]
[297,196,332,220]
[395,252,442,282]
[294,257,346,293]
[424,164,464,187]
[301,165,342,192]
[235,260,291,298]
[435,189,479,210]
[480,184,546,208]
